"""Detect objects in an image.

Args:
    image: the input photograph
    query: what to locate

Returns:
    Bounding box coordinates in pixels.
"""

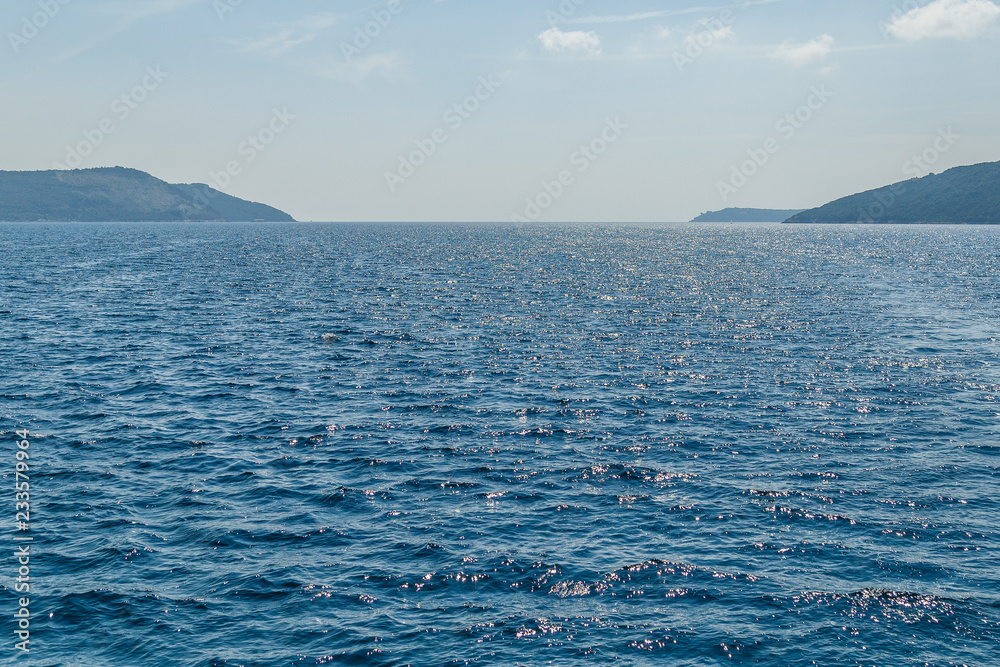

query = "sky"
[2,0,999,222]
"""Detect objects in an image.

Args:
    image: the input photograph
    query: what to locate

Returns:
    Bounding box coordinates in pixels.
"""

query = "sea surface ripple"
[1,222,998,666]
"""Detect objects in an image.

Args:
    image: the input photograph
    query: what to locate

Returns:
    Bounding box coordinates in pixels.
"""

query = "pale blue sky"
[3,0,999,221]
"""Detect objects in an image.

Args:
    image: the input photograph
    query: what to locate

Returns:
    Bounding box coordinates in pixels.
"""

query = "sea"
[1,222,998,666]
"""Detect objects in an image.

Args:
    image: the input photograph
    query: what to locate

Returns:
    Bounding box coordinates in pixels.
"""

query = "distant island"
[0,167,294,222]
[692,208,805,223]
[786,160,1000,224]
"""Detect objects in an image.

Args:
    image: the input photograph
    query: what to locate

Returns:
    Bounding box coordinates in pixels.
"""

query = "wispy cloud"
[95,0,201,20]
[310,52,403,84]
[568,0,782,25]
[56,0,201,61]
[887,0,1000,41]
[622,24,674,59]
[620,12,740,61]
[572,10,683,25]
[538,27,602,56]
[693,25,735,43]
[232,14,339,59]
[771,34,835,66]
[231,14,399,83]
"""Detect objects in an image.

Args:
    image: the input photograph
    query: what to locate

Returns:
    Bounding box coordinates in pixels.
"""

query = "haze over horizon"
[3,0,999,222]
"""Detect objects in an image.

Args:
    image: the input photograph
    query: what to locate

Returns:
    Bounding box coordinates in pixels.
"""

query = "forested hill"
[691,208,805,222]
[786,161,1000,224]
[0,167,294,222]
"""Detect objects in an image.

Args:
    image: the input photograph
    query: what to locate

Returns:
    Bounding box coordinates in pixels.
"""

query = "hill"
[0,167,294,222]
[691,208,805,222]
[786,161,1000,224]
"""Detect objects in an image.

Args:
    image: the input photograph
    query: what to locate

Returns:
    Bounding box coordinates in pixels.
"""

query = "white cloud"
[623,25,673,59]
[623,20,734,61]
[887,0,1000,41]
[235,31,311,58]
[675,23,735,53]
[571,10,677,24]
[233,13,339,59]
[538,27,602,56]
[231,13,396,84]
[771,34,835,66]
[568,0,783,24]
[692,25,734,43]
[653,25,672,40]
[312,52,402,84]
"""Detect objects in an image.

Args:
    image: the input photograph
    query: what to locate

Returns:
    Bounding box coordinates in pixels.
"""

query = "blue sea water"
[1,222,999,666]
